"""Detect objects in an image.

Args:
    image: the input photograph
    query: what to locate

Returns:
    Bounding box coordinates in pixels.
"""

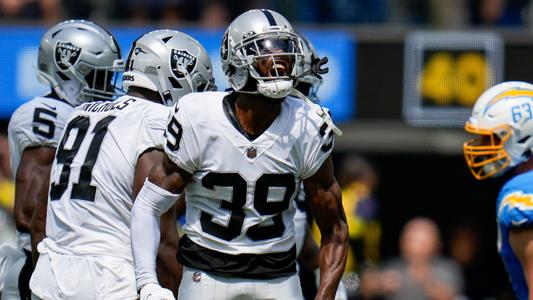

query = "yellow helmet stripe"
[486,89,533,109]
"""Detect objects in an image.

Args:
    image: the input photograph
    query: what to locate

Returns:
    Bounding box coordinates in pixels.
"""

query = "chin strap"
[290,88,342,136]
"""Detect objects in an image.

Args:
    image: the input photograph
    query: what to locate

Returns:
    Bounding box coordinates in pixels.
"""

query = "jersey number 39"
[201,172,296,241]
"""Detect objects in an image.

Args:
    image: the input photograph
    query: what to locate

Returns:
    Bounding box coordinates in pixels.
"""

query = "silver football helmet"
[37,20,124,106]
[295,34,322,103]
[122,30,216,106]
[221,9,305,99]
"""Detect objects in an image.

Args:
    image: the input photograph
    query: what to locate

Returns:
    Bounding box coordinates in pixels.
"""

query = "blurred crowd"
[0,0,531,28]
[0,123,15,246]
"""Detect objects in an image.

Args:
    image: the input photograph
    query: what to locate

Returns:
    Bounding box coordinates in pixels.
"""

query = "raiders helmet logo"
[55,41,81,71]
[170,49,196,79]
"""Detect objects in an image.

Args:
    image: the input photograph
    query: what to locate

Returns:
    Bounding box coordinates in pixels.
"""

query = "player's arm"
[16,147,55,263]
[133,149,181,296]
[304,156,349,300]
[157,203,181,296]
[131,155,191,298]
[509,229,533,299]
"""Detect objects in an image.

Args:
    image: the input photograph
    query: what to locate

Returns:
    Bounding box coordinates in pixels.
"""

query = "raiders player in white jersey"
[29,30,215,300]
[130,9,348,300]
[1,20,123,300]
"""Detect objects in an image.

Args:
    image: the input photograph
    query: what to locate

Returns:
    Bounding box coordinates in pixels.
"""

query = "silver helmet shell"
[221,9,305,99]
[37,20,124,106]
[295,34,323,104]
[122,30,216,106]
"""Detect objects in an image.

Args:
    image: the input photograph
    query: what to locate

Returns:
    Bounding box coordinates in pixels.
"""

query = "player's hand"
[139,283,175,300]
[311,56,329,79]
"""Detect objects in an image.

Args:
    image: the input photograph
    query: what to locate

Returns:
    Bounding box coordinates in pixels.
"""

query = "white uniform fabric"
[178,266,303,300]
[0,244,25,296]
[30,250,136,300]
[31,96,169,299]
[8,96,74,252]
[165,91,334,255]
[294,183,308,256]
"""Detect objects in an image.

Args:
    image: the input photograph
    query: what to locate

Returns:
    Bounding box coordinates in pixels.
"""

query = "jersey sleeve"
[300,115,335,180]
[8,101,70,151]
[135,105,170,159]
[497,190,533,229]
[164,102,200,174]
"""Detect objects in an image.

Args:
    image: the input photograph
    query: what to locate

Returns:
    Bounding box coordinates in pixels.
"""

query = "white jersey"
[294,183,308,256]
[7,96,74,251]
[42,96,170,262]
[165,92,334,255]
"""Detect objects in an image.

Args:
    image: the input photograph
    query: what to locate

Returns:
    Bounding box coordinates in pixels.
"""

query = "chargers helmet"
[37,20,124,106]
[122,30,216,106]
[464,81,533,180]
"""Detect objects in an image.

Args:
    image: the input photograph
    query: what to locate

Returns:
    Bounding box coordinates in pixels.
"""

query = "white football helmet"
[221,9,305,99]
[464,81,533,180]
[122,30,216,106]
[37,20,124,106]
[294,34,322,104]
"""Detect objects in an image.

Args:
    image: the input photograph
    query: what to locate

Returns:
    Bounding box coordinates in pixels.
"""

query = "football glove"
[139,283,175,300]
[311,56,329,79]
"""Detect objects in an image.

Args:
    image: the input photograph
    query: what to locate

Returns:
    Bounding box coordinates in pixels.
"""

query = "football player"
[463,81,533,299]
[130,9,348,300]
[2,20,123,300]
[29,30,215,300]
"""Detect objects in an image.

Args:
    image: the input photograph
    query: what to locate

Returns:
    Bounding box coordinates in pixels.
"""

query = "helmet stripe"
[486,89,533,110]
[261,9,277,26]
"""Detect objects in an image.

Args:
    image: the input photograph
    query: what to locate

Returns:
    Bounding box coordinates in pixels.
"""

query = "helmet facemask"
[463,124,512,180]
[77,59,125,102]
[232,32,304,99]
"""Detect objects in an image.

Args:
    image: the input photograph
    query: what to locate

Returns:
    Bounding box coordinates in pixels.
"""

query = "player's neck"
[126,87,163,104]
[514,156,533,175]
[234,93,282,137]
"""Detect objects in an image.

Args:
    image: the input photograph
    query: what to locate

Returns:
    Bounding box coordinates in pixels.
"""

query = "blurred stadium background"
[2,0,533,299]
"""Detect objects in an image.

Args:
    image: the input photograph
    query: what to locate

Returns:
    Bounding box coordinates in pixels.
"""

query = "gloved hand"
[139,283,175,300]
[311,56,329,79]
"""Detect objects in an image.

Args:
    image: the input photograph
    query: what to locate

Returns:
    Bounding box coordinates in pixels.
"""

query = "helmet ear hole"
[56,72,70,81]
[168,77,182,89]
[518,135,531,144]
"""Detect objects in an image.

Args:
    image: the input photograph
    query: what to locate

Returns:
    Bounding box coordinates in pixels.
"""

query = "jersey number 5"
[200,172,296,241]
[32,108,57,139]
[50,116,116,202]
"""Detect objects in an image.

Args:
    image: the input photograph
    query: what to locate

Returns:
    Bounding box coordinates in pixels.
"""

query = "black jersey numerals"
[50,116,116,202]
[166,116,183,152]
[200,173,246,241]
[319,122,334,152]
[32,108,57,139]
[200,172,296,241]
